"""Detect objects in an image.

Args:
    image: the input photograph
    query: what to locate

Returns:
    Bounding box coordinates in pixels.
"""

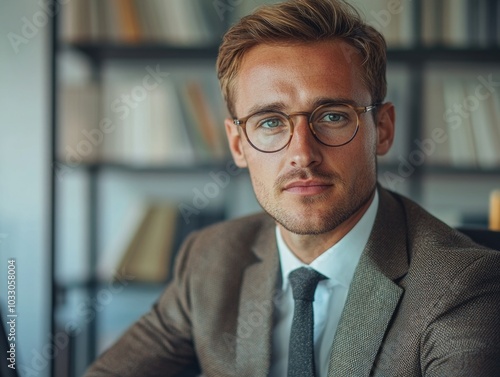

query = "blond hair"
[216,0,387,117]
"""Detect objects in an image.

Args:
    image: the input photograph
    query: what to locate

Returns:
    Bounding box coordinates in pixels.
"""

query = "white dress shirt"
[269,191,379,377]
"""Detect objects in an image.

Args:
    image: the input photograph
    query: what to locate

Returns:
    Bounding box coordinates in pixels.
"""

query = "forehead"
[234,40,370,114]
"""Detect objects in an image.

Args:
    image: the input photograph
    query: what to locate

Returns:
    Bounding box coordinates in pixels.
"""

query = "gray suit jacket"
[85,188,500,376]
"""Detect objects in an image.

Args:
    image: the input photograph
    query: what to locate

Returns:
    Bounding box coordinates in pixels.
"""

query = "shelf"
[56,160,500,177]
[61,43,500,64]
[387,47,500,64]
[61,42,221,61]
[379,162,500,176]
[56,279,168,292]
[424,165,500,176]
[56,160,237,174]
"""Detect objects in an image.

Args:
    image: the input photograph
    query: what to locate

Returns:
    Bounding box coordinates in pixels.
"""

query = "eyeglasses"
[233,102,379,153]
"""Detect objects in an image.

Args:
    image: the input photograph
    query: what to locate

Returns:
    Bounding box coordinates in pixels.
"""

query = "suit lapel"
[328,188,409,376]
[235,217,279,377]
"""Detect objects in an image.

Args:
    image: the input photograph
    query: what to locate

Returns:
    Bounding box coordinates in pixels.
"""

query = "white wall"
[0,0,51,376]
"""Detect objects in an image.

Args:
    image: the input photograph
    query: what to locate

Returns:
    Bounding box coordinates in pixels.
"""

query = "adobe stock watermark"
[15,269,134,376]
[323,0,412,66]
[366,0,413,32]
[7,0,71,54]
[53,64,170,181]
[381,73,500,190]
[222,294,279,354]
[178,161,243,224]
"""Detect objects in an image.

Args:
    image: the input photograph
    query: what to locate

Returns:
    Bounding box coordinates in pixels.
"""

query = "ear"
[375,102,395,156]
[225,118,248,168]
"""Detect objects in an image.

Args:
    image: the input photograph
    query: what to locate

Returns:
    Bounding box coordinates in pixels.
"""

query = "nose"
[286,115,322,168]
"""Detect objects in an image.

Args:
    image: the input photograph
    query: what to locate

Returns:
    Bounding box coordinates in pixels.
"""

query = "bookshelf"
[49,1,500,376]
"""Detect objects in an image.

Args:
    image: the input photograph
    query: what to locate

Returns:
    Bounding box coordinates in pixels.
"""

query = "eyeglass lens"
[245,104,359,152]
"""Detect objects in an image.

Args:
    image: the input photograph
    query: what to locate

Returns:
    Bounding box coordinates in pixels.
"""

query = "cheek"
[344,127,376,156]
[246,153,281,191]
[247,157,274,182]
[247,165,274,207]
[334,127,377,175]
[358,123,378,156]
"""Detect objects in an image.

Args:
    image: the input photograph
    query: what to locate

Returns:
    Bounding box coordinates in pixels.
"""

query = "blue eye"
[321,113,344,122]
[258,118,284,129]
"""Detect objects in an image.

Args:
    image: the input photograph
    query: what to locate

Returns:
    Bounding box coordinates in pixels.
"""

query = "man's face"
[225,40,394,236]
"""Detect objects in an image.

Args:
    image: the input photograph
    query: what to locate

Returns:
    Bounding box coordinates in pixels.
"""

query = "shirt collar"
[276,190,379,290]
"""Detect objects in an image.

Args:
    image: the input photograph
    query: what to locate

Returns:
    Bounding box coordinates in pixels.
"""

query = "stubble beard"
[252,167,377,236]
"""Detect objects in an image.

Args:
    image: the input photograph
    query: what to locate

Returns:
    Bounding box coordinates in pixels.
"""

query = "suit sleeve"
[422,253,500,377]
[83,231,200,377]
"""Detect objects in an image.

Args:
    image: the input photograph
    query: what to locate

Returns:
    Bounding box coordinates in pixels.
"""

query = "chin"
[273,210,347,236]
[266,188,374,236]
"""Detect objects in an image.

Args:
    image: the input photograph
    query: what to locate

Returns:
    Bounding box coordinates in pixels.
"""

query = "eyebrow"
[240,97,360,117]
[311,97,359,108]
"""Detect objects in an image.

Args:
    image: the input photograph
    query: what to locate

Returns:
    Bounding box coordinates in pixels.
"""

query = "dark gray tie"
[287,267,328,377]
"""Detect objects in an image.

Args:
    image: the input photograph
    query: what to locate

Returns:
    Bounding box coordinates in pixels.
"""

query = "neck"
[279,191,375,264]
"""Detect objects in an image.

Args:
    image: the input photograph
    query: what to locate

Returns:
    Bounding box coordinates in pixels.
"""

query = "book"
[442,77,477,167]
[476,0,490,47]
[490,191,500,231]
[97,201,150,282]
[114,203,178,283]
[61,0,223,45]
[421,0,500,47]
[102,0,121,42]
[203,74,231,156]
[490,74,500,141]
[379,65,411,164]
[349,0,414,47]
[101,202,225,283]
[88,0,104,41]
[151,82,197,165]
[61,0,91,43]
[62,0,500,47]
[467,80,500,168]
[99,72,197,166]
[423,70,450,166]
[169,0,209,46]
[182,80,227,160]
[488,0,500,46]
[58,83,101,165]
[423,67,500,168]
[497,1,500,46]
[399,0,415,46]
[100,80,129,164]
[442,0,468,47]
[115,0,141,43]
[421,0,440,46]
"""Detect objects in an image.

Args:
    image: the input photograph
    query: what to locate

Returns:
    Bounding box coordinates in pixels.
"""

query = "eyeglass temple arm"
[364,104,380,113]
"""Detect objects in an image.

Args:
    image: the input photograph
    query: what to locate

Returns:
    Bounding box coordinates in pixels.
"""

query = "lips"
[282,180,332,195]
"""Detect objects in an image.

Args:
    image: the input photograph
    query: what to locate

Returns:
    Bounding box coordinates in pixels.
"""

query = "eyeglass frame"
[233,102,380,153]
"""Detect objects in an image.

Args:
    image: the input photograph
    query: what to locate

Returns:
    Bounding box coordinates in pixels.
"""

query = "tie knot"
[288,267,327,301]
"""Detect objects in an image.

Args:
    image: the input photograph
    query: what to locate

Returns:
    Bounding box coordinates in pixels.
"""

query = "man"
[85,0,500,376]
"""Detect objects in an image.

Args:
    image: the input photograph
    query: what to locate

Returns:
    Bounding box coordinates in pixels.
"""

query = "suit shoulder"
[397,193,497,254]
[386,190,500,283]
[196,211,273,238]
[181,212,274,262]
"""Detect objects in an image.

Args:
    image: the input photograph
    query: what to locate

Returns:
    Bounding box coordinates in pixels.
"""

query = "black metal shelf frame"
[57,160,500,177]
[64,42,500,64]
